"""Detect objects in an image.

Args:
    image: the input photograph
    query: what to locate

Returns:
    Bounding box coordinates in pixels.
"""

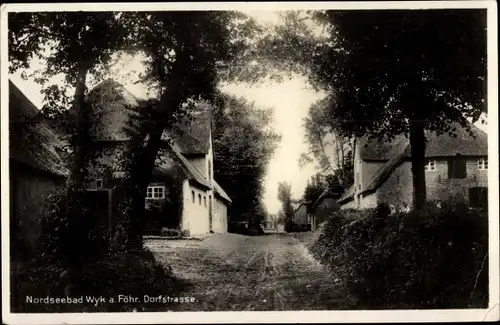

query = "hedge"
[309,201,489,309]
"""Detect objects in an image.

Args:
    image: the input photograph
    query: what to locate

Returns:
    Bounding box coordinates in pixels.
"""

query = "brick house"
[8,80,68,258]
[338,123,488,210]
[83,80,232,235]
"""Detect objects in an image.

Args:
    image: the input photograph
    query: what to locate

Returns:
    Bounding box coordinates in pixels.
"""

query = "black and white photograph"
[1,1,498,324]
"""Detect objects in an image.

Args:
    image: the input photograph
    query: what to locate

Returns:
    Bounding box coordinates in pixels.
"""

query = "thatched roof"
[9,80,68,177]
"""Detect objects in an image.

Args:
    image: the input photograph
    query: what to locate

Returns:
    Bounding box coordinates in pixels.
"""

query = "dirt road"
[149,233,355,311]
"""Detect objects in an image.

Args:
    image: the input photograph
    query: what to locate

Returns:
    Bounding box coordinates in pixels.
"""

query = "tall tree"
[114,11,261,246]
[299,97,355,187]
[211,94,281,227]
[302,174,326,204]
[277,181,294,228]
[252,10,487,210]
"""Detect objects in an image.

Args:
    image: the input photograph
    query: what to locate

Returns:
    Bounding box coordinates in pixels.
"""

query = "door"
[209,195,213,232]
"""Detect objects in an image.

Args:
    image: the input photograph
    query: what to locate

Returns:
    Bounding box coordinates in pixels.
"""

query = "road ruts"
[150,233,354,311]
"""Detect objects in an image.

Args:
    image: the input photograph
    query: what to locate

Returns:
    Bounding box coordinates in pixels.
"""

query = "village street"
[147,233,355,311]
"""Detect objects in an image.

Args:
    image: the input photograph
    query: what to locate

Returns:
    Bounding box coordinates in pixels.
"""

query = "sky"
[8,10,488,216]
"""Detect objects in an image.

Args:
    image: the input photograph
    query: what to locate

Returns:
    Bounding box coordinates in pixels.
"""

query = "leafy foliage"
[11,248,184,312]
[211,93,281,226]
[300,98,355,187]
[309,202,488,308]
[277,181,295,229]
[251,9,487,209]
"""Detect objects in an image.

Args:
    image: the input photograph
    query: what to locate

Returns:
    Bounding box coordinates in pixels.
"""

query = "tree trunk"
[69,65,91,189]
[121,69,185,249]
[409,119,427,210]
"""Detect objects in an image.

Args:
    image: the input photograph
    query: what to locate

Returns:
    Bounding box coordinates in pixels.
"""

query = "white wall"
[182,180,210,235]
[359,192,378,209]
[212,196,228,233]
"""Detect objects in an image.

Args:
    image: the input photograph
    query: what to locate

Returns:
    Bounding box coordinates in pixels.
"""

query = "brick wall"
[377,157,488,208]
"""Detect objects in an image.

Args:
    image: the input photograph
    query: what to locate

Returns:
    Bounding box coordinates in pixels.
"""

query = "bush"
[40,186,111,265]
[12,186,185,313]
[11,248,185,313]
[285,221,311,233]
[160,228,190,238]
[309,202,489,309]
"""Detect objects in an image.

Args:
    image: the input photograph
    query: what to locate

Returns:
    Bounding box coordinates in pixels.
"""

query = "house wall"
[340,199,357,210]
[377,161,414,208]
[359,192,378,209]
[213,196,228,233]
[376,157,488,208]
[293,204,309,225]
[10,163,65,259]
[181,180,210,235]
[353,138,385,208]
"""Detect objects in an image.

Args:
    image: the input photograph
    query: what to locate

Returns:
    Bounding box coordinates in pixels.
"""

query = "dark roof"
[9,80,68,177]
[337,185,355,204]
[359,122,487,161]
[167,145,211,189]
[312,188,342,209]
[359,135,409,161]
[214,180,232,204]
[293,201,311,215]
[167,106,212,155]
[338,122,488,204]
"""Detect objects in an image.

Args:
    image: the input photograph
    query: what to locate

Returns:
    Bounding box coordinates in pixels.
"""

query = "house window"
[469,187,488,208]
[448,156,467,179]
[478,158,488,170]
[96,179,103,188]
[208,161,212,180]
[424,159,436,171]
[198,194,202,205]
[146,186,165,199]
[192,190,195,203]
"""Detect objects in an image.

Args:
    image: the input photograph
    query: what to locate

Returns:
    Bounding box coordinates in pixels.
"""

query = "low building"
[83,80,232,236]
[338,123,488,210]
[310,189,341,230]
[8,81,68,258]
[292,201,312,231]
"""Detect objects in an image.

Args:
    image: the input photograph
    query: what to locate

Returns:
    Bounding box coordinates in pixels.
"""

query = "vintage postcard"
[1,1,499,324]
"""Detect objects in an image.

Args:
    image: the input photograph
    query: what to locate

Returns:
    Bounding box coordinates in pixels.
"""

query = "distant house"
[292,201,312,230]
[83,80,232,235]
[8,81,68,258]
[338,123,488,210]
[310,189,341,230]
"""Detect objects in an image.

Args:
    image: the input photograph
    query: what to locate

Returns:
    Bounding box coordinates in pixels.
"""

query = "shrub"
[39,186,111,265]
[11,248,185,313]
[309,202,489,309]
[12,186,185,313]
[285,221,311,233]
[160,227,189,238]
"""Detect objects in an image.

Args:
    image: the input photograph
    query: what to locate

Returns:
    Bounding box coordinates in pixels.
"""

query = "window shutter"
[448,156,467,179]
